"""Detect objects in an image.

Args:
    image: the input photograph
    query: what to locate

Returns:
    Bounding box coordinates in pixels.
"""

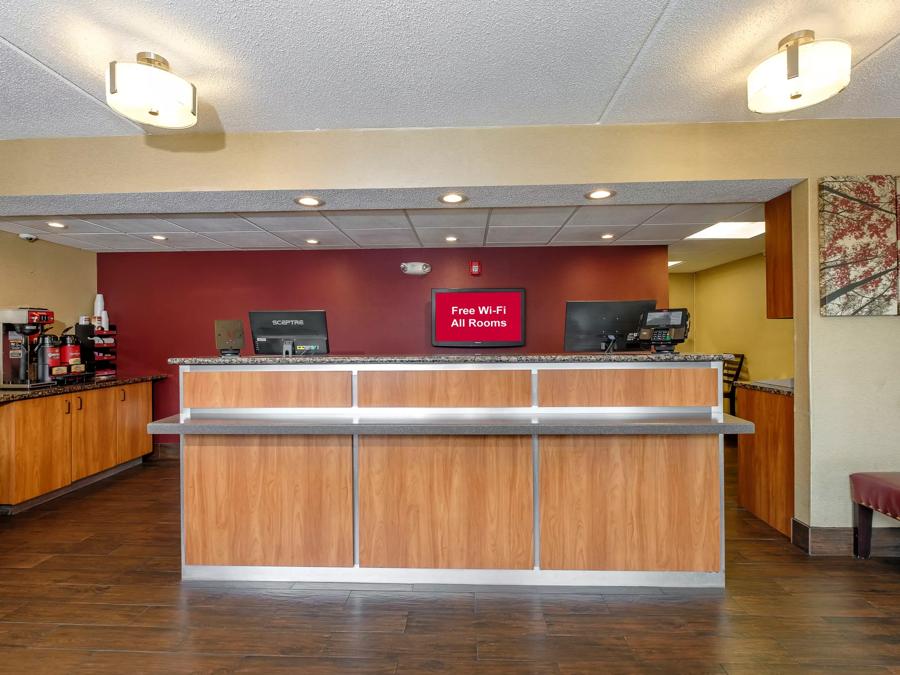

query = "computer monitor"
[563,299,656,353]
[249,311,328,356]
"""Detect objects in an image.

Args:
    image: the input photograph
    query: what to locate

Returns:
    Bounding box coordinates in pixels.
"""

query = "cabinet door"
[12,396,72,503]
[71,387,118,481]
[116,383,152,464]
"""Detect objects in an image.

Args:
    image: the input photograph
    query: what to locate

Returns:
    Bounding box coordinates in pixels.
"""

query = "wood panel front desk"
[151,355,753,587]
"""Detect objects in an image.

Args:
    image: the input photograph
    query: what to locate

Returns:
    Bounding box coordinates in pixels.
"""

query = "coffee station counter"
[153,353,752,588]
[0,375,164,405]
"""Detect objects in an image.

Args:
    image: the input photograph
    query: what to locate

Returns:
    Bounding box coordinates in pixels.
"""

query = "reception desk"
[149,354,752,587]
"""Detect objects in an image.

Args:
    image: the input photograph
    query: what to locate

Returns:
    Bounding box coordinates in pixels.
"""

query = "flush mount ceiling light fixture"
[687,221,766,239]
[439,192,468,204]
[295,196,324,207]
[305,238,320,245]
[444,235,458,242]
[47,221,66,229]
[106,52,197,129]
[151,235,168,241]
[668,260,683,268]
[585,189,616,200]
[747,30,851,113]
[600,233,615,240]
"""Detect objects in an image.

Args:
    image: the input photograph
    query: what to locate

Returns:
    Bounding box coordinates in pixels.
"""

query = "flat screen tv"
[563,299,656,352]
[432,288,525,348]
[249,310,329,355]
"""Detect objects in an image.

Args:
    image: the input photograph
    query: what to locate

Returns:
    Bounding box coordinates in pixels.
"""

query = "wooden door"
[71,387,118,481]
[12,396,72,503]
[116,382,152,463]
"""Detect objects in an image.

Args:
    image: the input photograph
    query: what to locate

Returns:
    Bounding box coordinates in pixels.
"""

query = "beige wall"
[667,273,696,354]
[687,255,793,382]
[0,231,96,329]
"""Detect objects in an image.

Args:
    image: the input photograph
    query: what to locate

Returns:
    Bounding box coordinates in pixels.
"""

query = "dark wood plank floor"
[1,450,899,674]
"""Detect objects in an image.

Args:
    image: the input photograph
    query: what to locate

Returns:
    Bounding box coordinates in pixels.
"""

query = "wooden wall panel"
[737,388,794,536]
[538,368,718,407]
[183,435,353,566]
[540,435,721,572]
[765,191,793,319]
[358,370,532,408]
[183,371,351,408]
[359,435,533,569]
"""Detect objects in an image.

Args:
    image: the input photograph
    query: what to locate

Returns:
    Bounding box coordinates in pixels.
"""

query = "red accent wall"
[97,246,668,435]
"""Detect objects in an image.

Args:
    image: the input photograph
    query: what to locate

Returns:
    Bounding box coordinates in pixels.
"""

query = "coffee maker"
[0,308,56,389]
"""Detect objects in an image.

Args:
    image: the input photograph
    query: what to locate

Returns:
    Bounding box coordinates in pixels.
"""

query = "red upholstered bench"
[850,472,900,559]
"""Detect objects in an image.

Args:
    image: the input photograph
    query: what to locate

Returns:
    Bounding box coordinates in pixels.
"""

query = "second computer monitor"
[563,299,656,352]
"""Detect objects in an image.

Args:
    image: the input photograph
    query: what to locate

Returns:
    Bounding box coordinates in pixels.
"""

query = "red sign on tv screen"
[432,288,525,347]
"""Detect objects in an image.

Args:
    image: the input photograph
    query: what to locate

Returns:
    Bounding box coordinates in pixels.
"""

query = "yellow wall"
[678,254,794,382]
[667,272,696,354]
[0,231,96,330]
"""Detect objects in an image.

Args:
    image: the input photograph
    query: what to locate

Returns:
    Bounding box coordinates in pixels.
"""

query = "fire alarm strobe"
[469,260,481,276]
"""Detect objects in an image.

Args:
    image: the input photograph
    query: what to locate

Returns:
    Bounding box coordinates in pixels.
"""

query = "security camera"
[400,262,431,275]
[18,233,38,243]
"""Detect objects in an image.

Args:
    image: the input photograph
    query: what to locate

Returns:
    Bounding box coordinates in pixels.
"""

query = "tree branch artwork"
[818,176,899,316]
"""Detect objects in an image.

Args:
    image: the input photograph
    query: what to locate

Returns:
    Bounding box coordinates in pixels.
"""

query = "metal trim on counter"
[182,565,724,588]
[149,412,754,436]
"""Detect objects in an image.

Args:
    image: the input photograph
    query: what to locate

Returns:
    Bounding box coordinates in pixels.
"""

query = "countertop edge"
[168,353,734,366]
[0,375,166,405]
[734,381,794,396]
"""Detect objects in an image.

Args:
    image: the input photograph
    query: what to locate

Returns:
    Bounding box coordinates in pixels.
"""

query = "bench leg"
[854,503,873,559]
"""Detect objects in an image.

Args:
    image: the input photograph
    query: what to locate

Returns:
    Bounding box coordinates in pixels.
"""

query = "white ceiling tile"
[487,226,559,244]
[0,39,139,140]
[407,209,490,228]
[416,227,485,246]
[202,231,293,248]
[566,205,666,227]
[644,203,758,225]
[552,225,636,243]
[0,221,44,235]
[325,211,411,230]
[489,207,576,228]
[721,204,766,222]
[346,229,420,246]
[242,212,337,232]
[131,233,234,250]
[34,233,111,251]
[275,230,358,248]
[81,216,189,233]
[618,223,712,242]
[5,217,118,234]
[162,214,260,232]
[609,240,673,246]
[44,233,168,250]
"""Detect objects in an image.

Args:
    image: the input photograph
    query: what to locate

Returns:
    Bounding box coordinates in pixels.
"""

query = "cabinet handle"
[64,399,71,415]
[120,388,126,402]
[76,396,83,411]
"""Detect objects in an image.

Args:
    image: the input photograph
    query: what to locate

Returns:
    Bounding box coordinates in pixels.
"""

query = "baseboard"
[791,518,900,556]
[148,442,179,460]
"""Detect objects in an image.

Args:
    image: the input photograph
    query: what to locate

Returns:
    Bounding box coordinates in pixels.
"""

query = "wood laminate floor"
[1,451,899,674]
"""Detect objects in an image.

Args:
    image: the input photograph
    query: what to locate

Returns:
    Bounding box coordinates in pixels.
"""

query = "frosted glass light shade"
[747,38,850,113]
[106,55,197,129]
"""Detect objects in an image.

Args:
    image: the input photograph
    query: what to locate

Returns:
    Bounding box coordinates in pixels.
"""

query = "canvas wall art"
[819,175,899,316]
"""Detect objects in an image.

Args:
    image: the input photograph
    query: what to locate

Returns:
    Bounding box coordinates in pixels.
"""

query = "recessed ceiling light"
[295,196,324,207]
[47,222,67,229]
[668,260,683,268]
[439,193,467,204]
[585,189,615,200]
[445,235,458,242]
[600,233,615,240]
[105,52,197,129]
[305,238,319,245]
[748,30,851,113]
[687,221,766,240]
[151,235,168,241]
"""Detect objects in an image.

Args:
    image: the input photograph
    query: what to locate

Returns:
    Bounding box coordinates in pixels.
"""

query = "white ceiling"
[0,203,766,271]
[0,0,897,139]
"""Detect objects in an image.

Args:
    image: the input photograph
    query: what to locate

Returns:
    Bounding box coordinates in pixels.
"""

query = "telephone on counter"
[638,308,690,352]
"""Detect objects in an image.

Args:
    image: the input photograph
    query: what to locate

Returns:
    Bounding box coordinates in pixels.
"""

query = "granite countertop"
[734,380,794,396]
[170,353,733,366]
[149,412,753,436]
[0,375,166,405]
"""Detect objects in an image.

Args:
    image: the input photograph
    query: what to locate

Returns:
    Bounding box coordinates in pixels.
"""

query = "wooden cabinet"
[0,382,153,507]
[765,191,793,319]
[9,395,73,503]
[72,387,119,481]
[116,382,152,463]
